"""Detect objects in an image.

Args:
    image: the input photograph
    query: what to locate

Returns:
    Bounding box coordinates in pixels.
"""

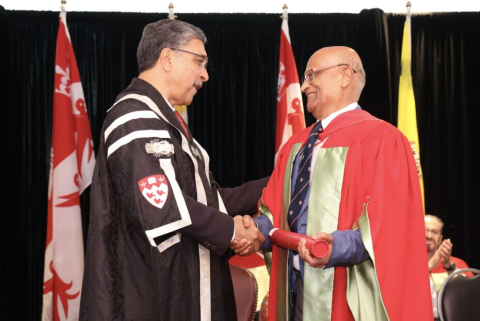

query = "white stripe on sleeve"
[104,110,159,141]
[107,130,170,158]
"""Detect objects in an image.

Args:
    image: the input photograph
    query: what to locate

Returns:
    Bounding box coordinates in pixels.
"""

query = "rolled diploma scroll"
[268,228,329,258]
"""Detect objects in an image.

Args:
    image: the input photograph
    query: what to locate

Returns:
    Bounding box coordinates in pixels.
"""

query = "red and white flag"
[275,16,305,160]
[229,15,306,312]
[42,7,95,321]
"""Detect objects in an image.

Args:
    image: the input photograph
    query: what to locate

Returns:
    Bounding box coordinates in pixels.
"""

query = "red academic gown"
[261,110,433,320]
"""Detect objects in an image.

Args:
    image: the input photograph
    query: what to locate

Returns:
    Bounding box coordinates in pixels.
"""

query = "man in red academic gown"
[232,46,432,320]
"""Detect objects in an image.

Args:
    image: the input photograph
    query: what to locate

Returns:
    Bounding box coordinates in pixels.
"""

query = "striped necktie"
[287,121,323,233]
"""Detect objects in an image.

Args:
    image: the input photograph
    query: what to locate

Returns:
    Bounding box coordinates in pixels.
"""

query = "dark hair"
[137,19,207,74]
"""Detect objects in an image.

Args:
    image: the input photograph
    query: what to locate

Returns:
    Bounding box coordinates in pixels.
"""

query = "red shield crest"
[138,175,169,209]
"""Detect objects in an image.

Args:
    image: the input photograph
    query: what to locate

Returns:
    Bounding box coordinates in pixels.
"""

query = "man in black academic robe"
[80,19,266,321]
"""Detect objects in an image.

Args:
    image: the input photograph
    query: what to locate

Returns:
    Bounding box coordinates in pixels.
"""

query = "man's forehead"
[305,51,333,70]
[425,217,442,228]
[183,38,207,55]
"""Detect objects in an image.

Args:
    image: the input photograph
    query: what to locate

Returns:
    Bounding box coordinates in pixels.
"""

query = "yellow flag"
[174,105,188,125]
[398,14,425,210]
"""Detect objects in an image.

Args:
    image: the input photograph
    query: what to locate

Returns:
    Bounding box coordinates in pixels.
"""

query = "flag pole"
[280,4,288,19]
[168,3,178,20]
[274,2,306,161]
[398,0,426,211]
[43,0,96,318]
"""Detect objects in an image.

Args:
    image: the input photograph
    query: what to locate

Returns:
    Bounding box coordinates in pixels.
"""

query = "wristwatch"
[444,262,456,271]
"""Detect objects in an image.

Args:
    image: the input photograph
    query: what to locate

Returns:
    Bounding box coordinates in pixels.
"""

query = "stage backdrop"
[1,7,480,319]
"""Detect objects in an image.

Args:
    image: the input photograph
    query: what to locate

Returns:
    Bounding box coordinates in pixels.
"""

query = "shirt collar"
[318,102,358,129]
[162,96,176,112]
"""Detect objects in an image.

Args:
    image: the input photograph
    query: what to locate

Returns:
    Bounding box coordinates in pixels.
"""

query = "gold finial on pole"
[280,4,288,20]
[406,1,412,17]
[61,0,66,10]
[168,3,178,20]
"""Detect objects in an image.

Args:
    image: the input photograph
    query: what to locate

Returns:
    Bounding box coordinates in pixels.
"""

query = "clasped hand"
[298,232,333,268]
[230,215,264,256]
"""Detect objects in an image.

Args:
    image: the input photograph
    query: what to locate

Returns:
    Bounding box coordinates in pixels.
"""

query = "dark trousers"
[294,270,304,321]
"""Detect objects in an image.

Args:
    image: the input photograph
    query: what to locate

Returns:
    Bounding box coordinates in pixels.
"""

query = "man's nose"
[300,80,308,92]
[200,68,209,82]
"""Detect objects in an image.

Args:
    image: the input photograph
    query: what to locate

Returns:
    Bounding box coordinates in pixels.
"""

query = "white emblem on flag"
[138,175,169,209]
[145,139,174,157]
[277,62,286,102]
[54,66,71,97]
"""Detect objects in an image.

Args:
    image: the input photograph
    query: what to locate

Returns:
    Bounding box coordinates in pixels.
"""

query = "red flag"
[229,16,305,312]
[42,8,95,321]
[275,17,305,160]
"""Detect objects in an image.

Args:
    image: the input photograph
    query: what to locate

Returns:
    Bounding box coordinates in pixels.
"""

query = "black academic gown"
[80,78,268,320]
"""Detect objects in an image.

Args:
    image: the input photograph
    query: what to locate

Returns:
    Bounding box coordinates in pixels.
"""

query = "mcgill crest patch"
[138,175,169,209]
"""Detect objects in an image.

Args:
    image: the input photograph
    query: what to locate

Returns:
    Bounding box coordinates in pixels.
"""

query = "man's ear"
[341,67,354,88]
[158,48,173,72]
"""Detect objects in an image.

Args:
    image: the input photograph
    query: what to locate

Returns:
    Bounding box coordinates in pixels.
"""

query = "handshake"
[230,215,265,256]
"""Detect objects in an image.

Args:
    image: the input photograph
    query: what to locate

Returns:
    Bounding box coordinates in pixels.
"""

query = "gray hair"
[137,19,207,74]
[339,52,366,92]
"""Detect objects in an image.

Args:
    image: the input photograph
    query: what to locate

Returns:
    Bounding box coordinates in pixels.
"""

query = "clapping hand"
[439,238,453,266]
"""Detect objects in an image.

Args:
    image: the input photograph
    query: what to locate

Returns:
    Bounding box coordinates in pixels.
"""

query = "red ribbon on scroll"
[268,228,329,258]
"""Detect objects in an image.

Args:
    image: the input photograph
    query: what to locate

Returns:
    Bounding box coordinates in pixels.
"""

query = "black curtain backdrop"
[1,7,480,319]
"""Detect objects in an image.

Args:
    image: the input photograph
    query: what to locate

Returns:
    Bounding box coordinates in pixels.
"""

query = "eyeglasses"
[170,47,208,69]
[303,64,357,84]
[425,228,441,236]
